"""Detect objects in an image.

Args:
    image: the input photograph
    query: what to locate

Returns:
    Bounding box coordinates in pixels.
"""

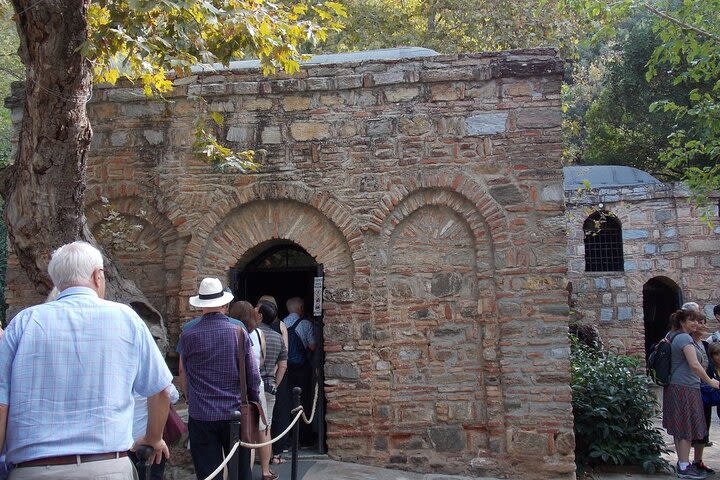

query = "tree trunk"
[4,0,168,352]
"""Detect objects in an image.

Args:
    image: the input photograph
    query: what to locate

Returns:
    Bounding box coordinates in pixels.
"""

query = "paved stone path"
[253,413,720,480]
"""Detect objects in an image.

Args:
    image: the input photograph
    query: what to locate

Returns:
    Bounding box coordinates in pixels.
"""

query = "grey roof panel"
[192,47,440,73]
[563,165,662,190]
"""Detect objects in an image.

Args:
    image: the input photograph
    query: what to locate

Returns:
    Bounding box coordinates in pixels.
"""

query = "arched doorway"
[229,241,326,454]
[643,276,682,360]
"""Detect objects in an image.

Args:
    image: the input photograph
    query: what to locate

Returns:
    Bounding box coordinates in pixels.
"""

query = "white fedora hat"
[189,277,234,308]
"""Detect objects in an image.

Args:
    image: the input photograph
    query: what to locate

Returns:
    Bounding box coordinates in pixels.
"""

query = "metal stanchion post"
[291,386,302,480]
[135,445,154,480]
[228,410,241,480]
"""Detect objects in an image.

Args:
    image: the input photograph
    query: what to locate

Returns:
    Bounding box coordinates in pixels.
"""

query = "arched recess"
[643,276,682,360]
[193,199,355,294]
[182,182,369,299]
[86,196,187,340]
[373,187,500,465]
[367,173,511,252]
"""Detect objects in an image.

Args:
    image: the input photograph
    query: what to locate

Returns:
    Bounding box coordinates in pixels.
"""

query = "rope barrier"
[194,381,321,480]
[239,409,304,448]
[292,378,320,425]
[201,439,240,480]
[239,381,320,448]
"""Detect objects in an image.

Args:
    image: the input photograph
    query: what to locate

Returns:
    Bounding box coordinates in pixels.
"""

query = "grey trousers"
[10,457,137,480]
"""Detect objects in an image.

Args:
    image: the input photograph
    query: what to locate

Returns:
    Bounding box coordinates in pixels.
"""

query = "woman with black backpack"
[663,309,720,479]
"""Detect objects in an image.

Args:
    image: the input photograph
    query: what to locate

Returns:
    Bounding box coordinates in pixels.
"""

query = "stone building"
[565,165,720,358]
[5,48,574,478]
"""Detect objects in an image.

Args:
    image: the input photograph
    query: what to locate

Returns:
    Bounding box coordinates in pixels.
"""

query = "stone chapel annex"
[5,48,575,478]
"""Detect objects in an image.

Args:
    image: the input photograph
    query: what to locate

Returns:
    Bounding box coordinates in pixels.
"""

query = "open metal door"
[312,264,327,454]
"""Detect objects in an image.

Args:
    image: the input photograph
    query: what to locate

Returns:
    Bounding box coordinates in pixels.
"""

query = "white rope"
[196,381,321,478]
[240,381,321,448]
[200,440,240,480]
[293,380,320,425]
[239,409,304,448]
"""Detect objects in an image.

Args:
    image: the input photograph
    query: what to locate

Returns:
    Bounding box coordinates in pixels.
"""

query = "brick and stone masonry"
[5,48,575,478]
[565,177,720,357]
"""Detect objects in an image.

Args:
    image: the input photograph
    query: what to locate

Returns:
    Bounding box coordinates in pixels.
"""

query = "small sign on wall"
[313,276,324,316]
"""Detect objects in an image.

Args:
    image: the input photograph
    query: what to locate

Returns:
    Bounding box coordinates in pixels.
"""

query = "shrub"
[570,335,670,474]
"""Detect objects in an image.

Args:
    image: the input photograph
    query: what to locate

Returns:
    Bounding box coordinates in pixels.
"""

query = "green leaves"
[570,335,670,473]
[85,0,346,94]
[78,0,346,169]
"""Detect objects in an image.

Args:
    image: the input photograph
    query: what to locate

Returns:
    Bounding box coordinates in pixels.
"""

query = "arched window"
[583,212,624,272]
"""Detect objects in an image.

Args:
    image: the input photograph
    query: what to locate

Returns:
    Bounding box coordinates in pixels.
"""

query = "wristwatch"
[270,385,277,395]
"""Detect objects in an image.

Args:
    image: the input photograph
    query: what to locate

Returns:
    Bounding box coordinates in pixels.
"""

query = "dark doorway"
[643,276,682,360]
[229,242,326,454]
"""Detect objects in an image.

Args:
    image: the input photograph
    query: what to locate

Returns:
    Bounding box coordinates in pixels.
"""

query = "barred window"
[583,212,624,272]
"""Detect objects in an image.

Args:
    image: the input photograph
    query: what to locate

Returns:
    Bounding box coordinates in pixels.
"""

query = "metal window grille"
[583,214,624,272]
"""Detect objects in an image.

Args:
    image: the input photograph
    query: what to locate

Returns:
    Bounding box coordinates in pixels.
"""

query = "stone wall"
[5,49,574,478]
[566,182,720,356]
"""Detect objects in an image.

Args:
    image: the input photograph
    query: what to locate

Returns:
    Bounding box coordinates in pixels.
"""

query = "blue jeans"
[188,417,251,480]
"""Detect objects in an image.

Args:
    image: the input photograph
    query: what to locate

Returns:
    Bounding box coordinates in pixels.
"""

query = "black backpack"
[286,320,308,367]
[647,332,679,386]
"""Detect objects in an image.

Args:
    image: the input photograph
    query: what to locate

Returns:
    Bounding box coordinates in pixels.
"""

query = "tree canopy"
[0,0,344,329]
[318,0,586,55]
[0,0,718,316]
[562,0,720,205]
[579,15,713,179]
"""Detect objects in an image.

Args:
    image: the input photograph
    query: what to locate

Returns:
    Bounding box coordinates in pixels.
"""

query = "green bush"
[571,335,670,474]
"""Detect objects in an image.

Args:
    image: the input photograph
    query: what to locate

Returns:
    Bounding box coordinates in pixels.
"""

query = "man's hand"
[131,436,169,464]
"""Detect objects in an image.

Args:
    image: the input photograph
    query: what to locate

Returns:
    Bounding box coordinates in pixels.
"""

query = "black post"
[228,410,241,480]
[316,316,326,454]
[135,445,154,480]
[291,386,302,480]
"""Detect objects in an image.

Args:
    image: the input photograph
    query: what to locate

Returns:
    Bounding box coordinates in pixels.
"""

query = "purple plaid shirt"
[179,313,261,421]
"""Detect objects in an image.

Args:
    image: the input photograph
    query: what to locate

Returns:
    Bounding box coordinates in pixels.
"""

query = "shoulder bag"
[236,327,267,443]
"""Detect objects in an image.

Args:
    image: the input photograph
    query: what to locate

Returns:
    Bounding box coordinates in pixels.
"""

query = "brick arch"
[379,187,496,281]
[187,199,355,294]
[369,173,511,250]
[183,181,369,283]
[85,195,187,343]
[86,196,182,246]
[375,187,508,456]
[85,178,188,236]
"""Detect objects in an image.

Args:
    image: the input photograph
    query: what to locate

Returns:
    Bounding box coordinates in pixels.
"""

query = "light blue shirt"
[283,313,316,349]
[132,385,180,441]
[0,287,173,463]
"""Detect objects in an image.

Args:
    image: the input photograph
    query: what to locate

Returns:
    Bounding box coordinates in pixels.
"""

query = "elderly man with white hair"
[0,241,173,480]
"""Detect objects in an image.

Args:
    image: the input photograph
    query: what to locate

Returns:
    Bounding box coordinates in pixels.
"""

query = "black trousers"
[188,417,252,480]
[287,362,314,446]
[271,376,291,456]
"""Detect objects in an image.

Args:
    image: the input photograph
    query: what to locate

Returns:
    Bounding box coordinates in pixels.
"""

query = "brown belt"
[17,451,127,468]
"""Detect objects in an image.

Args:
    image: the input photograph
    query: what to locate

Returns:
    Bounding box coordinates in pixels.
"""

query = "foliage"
[316,0,587,57]
[0,14,20,324]
[581,15,711,179]
[0,13,22,166]
[646,0,720,210]
[84,0,346,94]
[561,43,617,164]
[560,0,720,208]
[193,109,260,173]
[570,335,670,473]
[77,0,346,169]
